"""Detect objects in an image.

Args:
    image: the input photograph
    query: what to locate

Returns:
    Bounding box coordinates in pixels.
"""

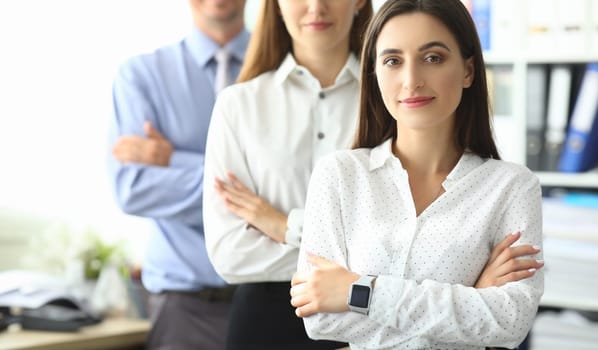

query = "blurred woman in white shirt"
[203,1,372,348]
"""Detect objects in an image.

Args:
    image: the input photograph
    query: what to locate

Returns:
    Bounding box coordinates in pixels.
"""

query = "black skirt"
[226,282,348,350]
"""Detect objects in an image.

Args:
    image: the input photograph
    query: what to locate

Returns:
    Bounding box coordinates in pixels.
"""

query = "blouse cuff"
[368,275,404,327]
[284,208,304,247]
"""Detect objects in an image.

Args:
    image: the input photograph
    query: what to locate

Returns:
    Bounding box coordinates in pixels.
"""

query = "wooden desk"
[0,318,150,350]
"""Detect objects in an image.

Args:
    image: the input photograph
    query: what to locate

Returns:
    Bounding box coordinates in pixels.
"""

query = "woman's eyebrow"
[419,41,451,52]
[378,41,451,57]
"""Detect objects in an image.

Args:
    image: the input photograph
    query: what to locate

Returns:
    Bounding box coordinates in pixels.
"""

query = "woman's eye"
[425,55,443,63]
[383,58,400,66]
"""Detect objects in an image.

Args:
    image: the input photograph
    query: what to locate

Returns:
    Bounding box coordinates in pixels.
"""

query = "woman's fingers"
[306,254,337,269]
[494,244,542,266]
[493,257,545,278]
[290,295,309,308]
[215,178,254,207]
[476,238,543,288]
[226,171,249,190]
[488,231,521,264]
[295,303,317,318]
[290,287,310,308]
[290,272,307,288]
[289,281,313,315]
[497,267,539,286]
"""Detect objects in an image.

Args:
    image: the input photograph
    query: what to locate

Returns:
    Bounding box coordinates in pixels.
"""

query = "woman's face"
[374,12,473,132]
[277,0,365,56]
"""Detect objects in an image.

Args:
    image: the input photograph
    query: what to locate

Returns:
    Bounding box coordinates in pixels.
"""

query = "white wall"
[0,0,193,264]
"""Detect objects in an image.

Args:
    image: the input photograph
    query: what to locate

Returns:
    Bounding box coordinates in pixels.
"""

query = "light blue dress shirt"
[108,27,249,293]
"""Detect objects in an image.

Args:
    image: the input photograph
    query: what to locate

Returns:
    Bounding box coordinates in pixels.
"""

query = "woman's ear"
[463,57,474,88]
[356,0,368,12]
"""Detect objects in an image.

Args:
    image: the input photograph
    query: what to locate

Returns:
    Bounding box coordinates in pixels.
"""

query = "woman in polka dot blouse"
[291,1,544,349]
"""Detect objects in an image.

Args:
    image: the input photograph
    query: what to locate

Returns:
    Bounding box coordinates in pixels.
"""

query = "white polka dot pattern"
[298,139,544,350]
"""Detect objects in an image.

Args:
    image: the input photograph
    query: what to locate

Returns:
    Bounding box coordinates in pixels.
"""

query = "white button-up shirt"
[203,53,360,284]
[299,139,544,350]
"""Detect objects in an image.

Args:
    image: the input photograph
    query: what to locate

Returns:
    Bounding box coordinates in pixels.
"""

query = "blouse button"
[318,91,325,99]
[317,132,325,140]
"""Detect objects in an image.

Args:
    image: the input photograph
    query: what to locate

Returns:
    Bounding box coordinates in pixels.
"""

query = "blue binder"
[558,63,598,173]
[472,0,491,51]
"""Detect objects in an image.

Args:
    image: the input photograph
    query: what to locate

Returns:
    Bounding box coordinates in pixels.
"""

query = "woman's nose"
[402,64,425,92]
[306,0,327,15]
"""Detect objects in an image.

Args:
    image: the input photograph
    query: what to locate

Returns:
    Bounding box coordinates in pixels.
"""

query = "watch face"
[350,285,370,308]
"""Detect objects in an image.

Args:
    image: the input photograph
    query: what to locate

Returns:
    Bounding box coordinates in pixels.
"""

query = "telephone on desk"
[0,270,102,332]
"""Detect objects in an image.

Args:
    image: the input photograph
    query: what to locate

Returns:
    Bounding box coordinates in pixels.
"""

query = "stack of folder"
[531,309,598,350]
[533,195,598,349]
[540,236,598,310]
[539,195,598,309]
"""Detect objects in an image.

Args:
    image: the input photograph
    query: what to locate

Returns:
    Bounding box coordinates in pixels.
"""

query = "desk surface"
[1,318,150,350]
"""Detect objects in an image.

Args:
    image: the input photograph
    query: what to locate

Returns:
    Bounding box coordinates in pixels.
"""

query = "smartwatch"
[347,274,377,315]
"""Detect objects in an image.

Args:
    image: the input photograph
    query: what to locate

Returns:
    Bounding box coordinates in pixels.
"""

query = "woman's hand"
[290,254,360,318]
[475,231,544,288]
[215,171,288,243]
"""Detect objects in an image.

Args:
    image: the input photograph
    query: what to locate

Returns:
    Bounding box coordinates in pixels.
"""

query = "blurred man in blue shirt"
[108,1,248,348]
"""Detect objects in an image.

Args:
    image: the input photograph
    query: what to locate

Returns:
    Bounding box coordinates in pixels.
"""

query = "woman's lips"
[400,96,435,108]
[305,22,332,31]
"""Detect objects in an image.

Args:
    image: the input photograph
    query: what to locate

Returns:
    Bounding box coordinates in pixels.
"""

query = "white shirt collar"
[368,138,485,190]
[369,138,394,171]
[274,52,360,86]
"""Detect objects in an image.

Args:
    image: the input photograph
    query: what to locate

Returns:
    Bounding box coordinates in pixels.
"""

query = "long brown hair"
[353,0,500,160]
[237,0,374,83]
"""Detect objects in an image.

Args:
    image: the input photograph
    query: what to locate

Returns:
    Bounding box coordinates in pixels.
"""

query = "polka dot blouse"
[298,138,544,350]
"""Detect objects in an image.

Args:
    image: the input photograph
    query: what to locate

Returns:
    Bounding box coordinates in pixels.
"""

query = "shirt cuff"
[168,150,203,168]
[368,275,404,327]
[284,208,304,248]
